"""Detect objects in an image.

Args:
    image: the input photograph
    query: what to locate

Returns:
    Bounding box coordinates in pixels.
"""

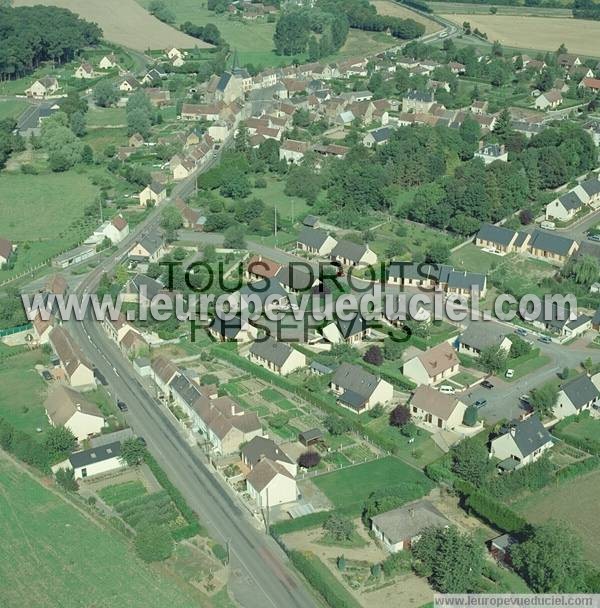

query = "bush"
[465,491,527,533]
[298,451,320,469]
[212,543,228,563]
[55,467,78,492]
[134,524,174,562]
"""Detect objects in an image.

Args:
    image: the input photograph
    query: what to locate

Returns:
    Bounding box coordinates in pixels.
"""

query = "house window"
[437,418,442,428]
[81,468,87,478]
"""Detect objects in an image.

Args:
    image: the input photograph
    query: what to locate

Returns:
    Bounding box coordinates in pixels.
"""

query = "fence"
[0,323,32,337]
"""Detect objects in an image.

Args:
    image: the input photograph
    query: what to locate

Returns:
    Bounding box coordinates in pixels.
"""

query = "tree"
[298,451,320,468]
[93,80,119,107]
[389,404,410,428]
[493,107,513,142]
[425,242,451,264]
[412,526,483,593]
[384,336,404,360]
[160,207,183,241]
[148,0,175,23]
[530,383,558,417]
[134,525,174,562]
[323,514,355,542]
[463,405,478,427]
[120,438,147,466]
[324,415,352,435]
[127,108,151,138]
[511,523,586,592]
[363,345,383,366]
[220,171,251,199]
[55,467,78,491]
[479,345,508,374]
[223,224,246,249]
[44,426,76,459]
[274,10,310,55]
[509,334,532,358]
[69,111,86,137]
[234,197,264,224]
[451,437,489,486]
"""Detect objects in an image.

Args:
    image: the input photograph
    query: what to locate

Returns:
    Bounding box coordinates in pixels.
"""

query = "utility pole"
[274,205,277,246]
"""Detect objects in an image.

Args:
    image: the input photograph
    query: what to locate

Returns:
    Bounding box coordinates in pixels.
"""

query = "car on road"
[514,328,528,337]
[538,335,552,344]
[481,380,494,389]
[117,401,128,412]
[41,370,53,381]
[473,399,487,409]
[438,385,456,394]
[505,368,515,379]
[587,234,600,242]
[520,394,531,404]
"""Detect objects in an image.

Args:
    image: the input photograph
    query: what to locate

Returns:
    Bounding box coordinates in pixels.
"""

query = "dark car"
[137,436,147,447]
[473,399,488,409]
[481,380,494,389]
[41,370,53,381]
[587,233,600,242]
[514,328,528,337]
[117,401,128,412]
[538,335,552,344]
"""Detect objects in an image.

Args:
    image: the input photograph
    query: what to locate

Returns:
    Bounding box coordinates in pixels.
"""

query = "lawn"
[555,416,600,444]
[0,458,209,608]
[512,468,600,562]
[0,99,28,120]
[312,456,434,510]
[0,170,100,279]
[0,351,51,437]
[98,480,148,506]
[450,244,505,274]
[505,349,551,382]
[83,127,129,152]
[86,107,128,127]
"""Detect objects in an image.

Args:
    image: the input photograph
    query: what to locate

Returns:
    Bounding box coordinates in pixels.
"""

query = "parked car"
[473,399,487,409]
[137,436,147,447]
[514,327,528,337]
[587,234,600,242]
[481,380,494,389]
[439,385,456,395]
[541,220,556,230]
[505,368,515,379]
[538,335,552,344]
[117,400,128,412]
[520,394,531,404]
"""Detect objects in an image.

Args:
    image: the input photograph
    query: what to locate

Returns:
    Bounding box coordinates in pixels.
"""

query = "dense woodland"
[0,5,102,80]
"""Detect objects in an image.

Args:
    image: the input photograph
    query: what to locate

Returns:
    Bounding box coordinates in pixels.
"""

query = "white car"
[505,369,515,379]
[439,385,456,395]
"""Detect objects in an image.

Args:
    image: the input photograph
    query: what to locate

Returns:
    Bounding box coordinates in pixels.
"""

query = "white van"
[438,385,456,395]
[541,220,556,230]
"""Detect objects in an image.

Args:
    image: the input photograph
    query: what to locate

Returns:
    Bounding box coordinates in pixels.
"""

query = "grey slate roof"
[371,500,450,544]
[331,362,380,400]
[558,191,584,211]
[476,223,517,247]
[69,441,122,468]
[310,361,334,375]
[128,273,164,299]
[336,314,367,338]
[241,436,293,467]
[529,230,576,256]
[369,126,392,143]
[593,307,600,326]
[250,337,295,366]
[303,214,318,227]
[136,232,164,257]
[239,278,288,304]
[500,414,552,458]
[331,240,368,263]
[579,178,600,197]
[209,315,245,339]
[561,374,600,408]
[404,89,434,102]
[460,321,510,352]
[217,71,232,92]
[447,270,486,291]
[90,428,134,448]
[275,264,315,291]
[297,227,330,250]
[170,374,203,406]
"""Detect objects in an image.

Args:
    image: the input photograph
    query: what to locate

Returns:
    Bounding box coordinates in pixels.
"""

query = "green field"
[0,458,209,608]
[86,107,128,127]
[83,127,129,152]
[0,170,100,278]
[312,456,434,509]
[0,99,28,121]
[99,480,148,506]
[0,351,51,437]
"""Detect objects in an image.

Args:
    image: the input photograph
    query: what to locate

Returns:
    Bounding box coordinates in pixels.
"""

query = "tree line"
[0,5,102,80]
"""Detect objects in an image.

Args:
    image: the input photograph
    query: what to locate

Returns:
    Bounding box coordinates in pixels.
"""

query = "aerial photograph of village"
[1,0,600,606]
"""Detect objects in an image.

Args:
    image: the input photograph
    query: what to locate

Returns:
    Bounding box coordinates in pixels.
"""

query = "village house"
[49,326,96,390]
[362,126,394,147]
[44,385,105,442]
[409,386,467,431]
[553,374,600,419]
[0,237,14,267]
[151,356,179,399]
[402,342,460,386]
[528,305,592,339]
[123,273,166,304]
[579,77,600,93]
[402,90,435,113]
[172,158,196,181]
[445,269,487,300]
[246,255,283,282]
[118,75,140,92]
[207,315,258,343]
[139,181,166,207]
[74,63,94,79]
[475,224,530,254]
[274,264,318,293]
[490,414,553,471]
[573,177,600,208]
[249,338,306,375]
[25,76,59,98]
[296,227,337,256]
[141,68,167,85]
[279,139,310,163]
[246,457,297,507]
[241,436,296,476]
[33,316,54,345]
[166,47,184,61]
[214,71,244,104]
[459,321,512,358]
[330,240,377,267]
[322,314,369,345]
[534,89,563,110]
[57,441,123,480]
[102,313,135,344]
[527,230,578,265]
[546,190,586,221]
[128,232,166,264]
[330,363,393,414]
[371,499,451,553]
[99,53,118,69]
[474,143,508,165]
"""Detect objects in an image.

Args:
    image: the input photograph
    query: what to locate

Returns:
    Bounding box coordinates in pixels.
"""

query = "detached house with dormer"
[330,363,393,414]
[554,375,600,419]
[249,338,306,375]
[402,342,459,387]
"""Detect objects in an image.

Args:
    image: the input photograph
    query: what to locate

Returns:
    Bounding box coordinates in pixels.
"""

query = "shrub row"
[465,491,528,533]
[555,455,600,483]
[0,416,50,473]
[553,415,600,455]
[288,550,362,608]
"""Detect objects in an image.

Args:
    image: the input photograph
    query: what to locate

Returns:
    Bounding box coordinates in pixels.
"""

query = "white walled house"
[53,441,124,479]
[330,363,393,414]
[44,385,105,442]
[553,375,600,419]
[246,458,298,507]
[409,386,467,431]
[139,182,166,207]
[402,342,459,386]
[49,326,96,390]
[490,415,553,471]
[296,227,337,256]
[249,338,306,375]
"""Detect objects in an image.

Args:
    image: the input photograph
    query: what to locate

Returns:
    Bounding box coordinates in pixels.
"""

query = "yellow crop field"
[372,0,442,34]
[13,0,209,51]
[441,14,600,57]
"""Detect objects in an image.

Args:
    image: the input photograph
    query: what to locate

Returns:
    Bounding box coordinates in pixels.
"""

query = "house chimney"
[509,425,516,437]
[408,508,415,518]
